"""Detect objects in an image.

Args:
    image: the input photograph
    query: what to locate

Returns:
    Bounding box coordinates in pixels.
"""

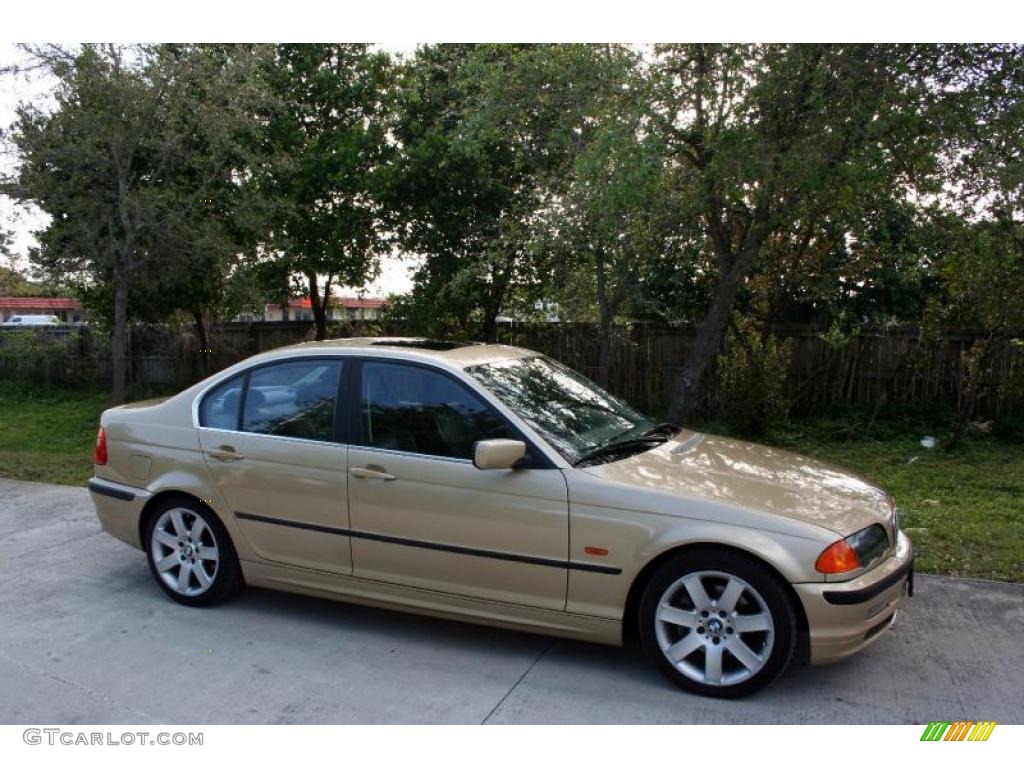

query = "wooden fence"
[2,320,1022,417]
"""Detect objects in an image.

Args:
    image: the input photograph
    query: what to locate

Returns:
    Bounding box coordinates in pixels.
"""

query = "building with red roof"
[236,296,387,323]
[0,297,86,323]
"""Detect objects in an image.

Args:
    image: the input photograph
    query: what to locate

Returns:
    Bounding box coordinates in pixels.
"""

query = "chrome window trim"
[195,425,348,451]
[349,444,473,466]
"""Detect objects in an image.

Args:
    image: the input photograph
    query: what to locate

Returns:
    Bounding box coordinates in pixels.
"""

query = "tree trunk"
[112,162,134,405]
[480,251,515,343]
[667,241,762,424]
[595,249,613,388]
[481,282,504,343]
[482,311,500,344]
[110,276,129,404]
[193,309,210,376]
[306,272,328,341]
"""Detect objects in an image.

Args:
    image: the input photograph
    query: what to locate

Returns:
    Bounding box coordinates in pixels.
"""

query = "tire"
[144,497,242,607]
[638,548,797,698]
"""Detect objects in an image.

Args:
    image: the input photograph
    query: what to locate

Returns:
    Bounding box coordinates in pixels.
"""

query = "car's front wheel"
[145,498,242,607]
[638,548,797,698]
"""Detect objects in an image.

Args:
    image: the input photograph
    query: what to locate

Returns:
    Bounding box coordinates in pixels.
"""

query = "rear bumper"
[794,530,914,664]
[89,478,149,550]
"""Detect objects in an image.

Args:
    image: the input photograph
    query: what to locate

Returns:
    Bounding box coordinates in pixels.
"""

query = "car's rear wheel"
[638,549,797,698]
[145,498,241,607]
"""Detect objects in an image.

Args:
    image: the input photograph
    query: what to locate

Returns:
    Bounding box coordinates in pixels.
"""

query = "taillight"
[94,426,107,465]
[815,539,861,574]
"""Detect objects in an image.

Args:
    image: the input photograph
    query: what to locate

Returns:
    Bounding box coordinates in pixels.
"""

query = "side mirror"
[473,439,527,470]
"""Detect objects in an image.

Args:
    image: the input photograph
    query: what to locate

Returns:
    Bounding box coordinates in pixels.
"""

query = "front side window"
[242,360,342,441]
[359,362,511,459]
[467,355,654,463]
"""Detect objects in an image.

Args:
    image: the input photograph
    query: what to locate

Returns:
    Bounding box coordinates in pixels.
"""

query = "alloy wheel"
[653,570,775,687]
[149,507,220,597]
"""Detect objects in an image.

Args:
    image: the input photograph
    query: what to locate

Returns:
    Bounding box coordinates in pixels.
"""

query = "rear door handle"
[350,466,396,481]
[207,446,244,462]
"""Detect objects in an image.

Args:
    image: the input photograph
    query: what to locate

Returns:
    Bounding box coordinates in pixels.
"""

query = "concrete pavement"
[1,477,1022,724]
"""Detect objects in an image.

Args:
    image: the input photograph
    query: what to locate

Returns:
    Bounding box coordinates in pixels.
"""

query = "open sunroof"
[369,339,478,351]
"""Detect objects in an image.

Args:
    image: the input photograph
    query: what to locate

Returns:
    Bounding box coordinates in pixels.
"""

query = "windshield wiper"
[640,422,681,438]
[573,435,669,467]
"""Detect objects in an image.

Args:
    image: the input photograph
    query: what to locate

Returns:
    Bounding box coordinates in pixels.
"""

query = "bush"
[713,315,793,436]
[0,328,97,389]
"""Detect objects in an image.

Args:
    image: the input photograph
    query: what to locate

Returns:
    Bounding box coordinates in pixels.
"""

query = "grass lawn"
[0,387,1021,582]
[0,387,110,487]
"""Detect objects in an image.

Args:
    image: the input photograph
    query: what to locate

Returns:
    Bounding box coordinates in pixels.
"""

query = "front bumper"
[794,529,914,664]
[88,478,149,550]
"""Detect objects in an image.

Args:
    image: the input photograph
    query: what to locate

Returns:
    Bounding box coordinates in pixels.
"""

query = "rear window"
[198,359,343,443]
[199,376,244,430]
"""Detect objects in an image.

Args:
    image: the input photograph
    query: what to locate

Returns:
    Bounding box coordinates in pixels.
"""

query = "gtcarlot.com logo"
[23,729,203,746]
[920,721,997,741]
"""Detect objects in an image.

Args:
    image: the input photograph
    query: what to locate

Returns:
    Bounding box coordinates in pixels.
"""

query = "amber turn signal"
[815,539,861,574]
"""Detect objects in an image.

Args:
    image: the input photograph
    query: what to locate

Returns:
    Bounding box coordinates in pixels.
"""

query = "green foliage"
[538,57,671,313]
[0,264,64,298]
[4,42,1024,416]
[713,315,793,435]
[386,44,636,339]
[0,329,96,388]
[252,44,394,338]
[928,215,1024,334]
[817,312,861,350]
[5,44,269,399]
[11,45,265,310]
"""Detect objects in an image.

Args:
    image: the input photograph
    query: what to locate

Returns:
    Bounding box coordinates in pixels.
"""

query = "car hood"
[579,429,893,537]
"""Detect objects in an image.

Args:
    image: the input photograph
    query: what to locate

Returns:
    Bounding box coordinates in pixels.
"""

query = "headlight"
[815,524,888,574]
[847,524,888,568]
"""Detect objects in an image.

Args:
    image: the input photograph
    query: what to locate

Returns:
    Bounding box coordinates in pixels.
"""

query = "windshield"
[467,355,655,463]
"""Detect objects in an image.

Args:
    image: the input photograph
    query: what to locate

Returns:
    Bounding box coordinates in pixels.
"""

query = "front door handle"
[207,446,245,462]
[350,466,396,481]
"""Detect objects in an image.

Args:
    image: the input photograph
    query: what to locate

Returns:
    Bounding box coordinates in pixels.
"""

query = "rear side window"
[199,376,244,430]
[359,362,511,459]
[242,360,342,442]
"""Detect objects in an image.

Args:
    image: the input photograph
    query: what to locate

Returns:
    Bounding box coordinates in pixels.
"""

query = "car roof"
[265,337,538,369]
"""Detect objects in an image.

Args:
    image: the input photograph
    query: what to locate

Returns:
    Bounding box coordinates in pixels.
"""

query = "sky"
[0,44,52,265]
[0,43,420,297]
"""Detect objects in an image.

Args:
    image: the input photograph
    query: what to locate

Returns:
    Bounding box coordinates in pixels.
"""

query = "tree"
[4,44,265,402]
[387,44,631,341]
[0,263,65,297]
[929,45,1024,333]
[649,44,963,423]
[537,63,675,385]
[253,44,393,341]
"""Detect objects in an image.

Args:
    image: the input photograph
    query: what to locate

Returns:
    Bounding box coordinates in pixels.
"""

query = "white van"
[1,315,61,327]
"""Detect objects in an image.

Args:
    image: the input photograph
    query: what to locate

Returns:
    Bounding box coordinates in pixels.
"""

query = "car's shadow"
[221,581,825,694]
[77,560,927,722]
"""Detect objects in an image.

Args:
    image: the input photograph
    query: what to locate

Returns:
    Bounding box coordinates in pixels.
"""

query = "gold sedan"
[89,338,913,698]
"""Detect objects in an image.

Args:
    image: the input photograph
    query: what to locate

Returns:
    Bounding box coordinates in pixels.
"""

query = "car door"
[196,356,352,575]
[346,359,570,611]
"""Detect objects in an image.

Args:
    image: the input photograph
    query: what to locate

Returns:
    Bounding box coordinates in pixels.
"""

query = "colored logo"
[920,721,996,741]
